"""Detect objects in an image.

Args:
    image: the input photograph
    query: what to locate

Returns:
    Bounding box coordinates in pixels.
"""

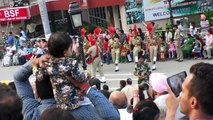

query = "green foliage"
[166,23,172,29]
[156,27,163,37]
[101,21,110,30]
[204,11,213,26]
[84,20,110,33]
[84,24,96,34]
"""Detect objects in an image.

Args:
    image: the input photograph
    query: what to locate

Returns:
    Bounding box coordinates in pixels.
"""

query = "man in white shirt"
[165,28,172,44]
[200,14,210,38]
[109,91,132,120]
[19,33,26,47]
[177,21,184,36]
[203,30,213,60]
[121,78,134,102]
[20,27,27,38]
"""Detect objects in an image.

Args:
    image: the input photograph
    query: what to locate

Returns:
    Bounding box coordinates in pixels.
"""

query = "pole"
[78,34,87,70]
[38,0,51,40]
[168,0,173,27]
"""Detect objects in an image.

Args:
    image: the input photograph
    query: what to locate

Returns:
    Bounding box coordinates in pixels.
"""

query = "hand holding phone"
[167,71,187,97]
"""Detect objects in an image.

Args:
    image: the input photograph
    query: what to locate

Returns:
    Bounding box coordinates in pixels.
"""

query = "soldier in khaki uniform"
[109,37,121,72]
[173,25,183,62]
[96,37,104,65]
[87,40,106,83]
[131,36,142,67]
[147,35,158,70]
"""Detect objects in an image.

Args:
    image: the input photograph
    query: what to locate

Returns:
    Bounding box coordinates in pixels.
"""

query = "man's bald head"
[109,91,127,109]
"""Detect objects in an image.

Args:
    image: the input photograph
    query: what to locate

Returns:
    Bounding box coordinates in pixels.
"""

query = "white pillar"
[112,6,120,29]
[38,0,51,40]
[119,5,127,32]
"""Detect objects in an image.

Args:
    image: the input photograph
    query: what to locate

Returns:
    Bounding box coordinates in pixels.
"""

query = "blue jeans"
[105,52,111,64]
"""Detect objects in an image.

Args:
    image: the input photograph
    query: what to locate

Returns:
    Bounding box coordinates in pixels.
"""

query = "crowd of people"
[0,30,213,120]
[81,14,213,77]
[1,49,213,120]
[0,13,213,120]
[1,26,47,67]
[1,14,213,71]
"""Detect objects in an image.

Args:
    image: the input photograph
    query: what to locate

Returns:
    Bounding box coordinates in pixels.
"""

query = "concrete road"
[1,59,213,89]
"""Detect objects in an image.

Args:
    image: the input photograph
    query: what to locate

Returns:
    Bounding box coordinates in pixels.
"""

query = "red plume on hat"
[94,27,102,36]
[108,25,115,36]
[134,24,138,35]
[147,23,153,34]
[80,28,86,37]
[88,34,96,46]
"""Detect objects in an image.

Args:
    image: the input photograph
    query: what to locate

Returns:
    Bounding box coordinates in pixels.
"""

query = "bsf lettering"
[4,9,19,18]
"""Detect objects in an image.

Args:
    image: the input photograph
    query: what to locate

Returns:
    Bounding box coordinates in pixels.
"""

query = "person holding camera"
[166,62,213,120]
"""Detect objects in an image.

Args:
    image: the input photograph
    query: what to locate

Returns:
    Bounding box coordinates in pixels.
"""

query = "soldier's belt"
[134,45,141,47]
[150,44,157,46]
[111,47,119,49]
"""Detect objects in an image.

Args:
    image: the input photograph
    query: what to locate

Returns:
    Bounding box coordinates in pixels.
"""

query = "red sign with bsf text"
[0,7,30,22]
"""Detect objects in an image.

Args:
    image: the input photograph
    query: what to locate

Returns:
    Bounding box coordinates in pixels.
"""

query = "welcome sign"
[143,0,200,21]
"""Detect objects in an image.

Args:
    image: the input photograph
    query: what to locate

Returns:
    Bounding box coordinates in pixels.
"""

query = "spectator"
[72,37,79,56]
[34,40,44,57]
[14,56,119,120]
[149,73,168,99]
[2,46,13,66]
[150,73,185,118]
[39,107,75,120]
[19,33,26,47]
[133,100,160,120]
[33,32,96,111]
[17,46,27,65]
[192,35,203,59]
[119,29,127,45]
[0,83,23,120]
[177,21,184,36]
[20,27,27,38]
[200,14,210,38]
[89,78,101,90]
[68,72,120,120]
[203,29,213,60]
[189,22,197,37]
[100,85,110,99]
[182,34,194,59]
[103,38,110,64]
[165,28,172,45]
[7,32,14,46]
[102,84,109,91]
[14,35,20,51]
[166,62,213,120]
[109,91,132,120]
[116,80,126,91]
[121,78,135,102]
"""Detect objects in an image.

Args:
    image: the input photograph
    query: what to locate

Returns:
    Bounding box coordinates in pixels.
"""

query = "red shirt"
[103,42,109,52]
[128,34,133,44]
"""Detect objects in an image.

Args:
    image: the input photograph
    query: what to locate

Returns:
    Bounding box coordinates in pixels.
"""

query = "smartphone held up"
[167,71,187,97]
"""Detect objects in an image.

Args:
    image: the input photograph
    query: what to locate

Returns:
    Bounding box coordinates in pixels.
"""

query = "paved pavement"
[1,59,213,89]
